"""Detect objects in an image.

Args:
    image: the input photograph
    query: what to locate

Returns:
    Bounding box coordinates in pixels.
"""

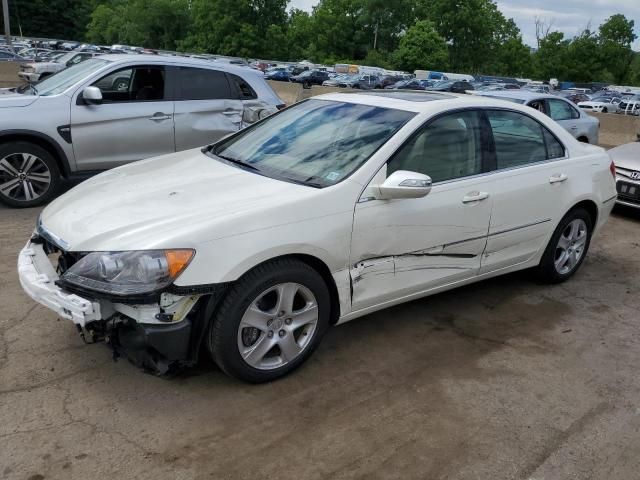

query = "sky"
[288,0,640,50]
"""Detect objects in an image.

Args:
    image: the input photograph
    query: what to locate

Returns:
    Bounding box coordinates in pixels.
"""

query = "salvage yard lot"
[2,203,640,479]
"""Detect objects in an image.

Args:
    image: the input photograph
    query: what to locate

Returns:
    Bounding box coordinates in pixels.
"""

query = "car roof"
[95,54,264,78]
[313,91,544,114]
[475,90,557,101]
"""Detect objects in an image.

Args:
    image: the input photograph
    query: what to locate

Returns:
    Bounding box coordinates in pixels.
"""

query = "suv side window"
[388,111,483,183]
[227,73,257,100]
[486,109,565,169]
[91,66,166,102]
[548,98,579,120]
[177,67,232,100]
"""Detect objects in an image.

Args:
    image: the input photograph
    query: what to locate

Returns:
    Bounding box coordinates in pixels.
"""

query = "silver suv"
[0,55,284,207]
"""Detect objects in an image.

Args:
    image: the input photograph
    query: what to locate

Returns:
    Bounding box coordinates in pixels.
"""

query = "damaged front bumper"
[18,241,211,373]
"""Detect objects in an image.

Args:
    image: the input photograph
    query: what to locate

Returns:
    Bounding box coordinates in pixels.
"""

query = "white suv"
[1,55,283,207]
[18,91,616,382]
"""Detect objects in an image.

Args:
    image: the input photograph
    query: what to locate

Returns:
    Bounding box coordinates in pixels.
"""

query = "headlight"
[61,250,194,296]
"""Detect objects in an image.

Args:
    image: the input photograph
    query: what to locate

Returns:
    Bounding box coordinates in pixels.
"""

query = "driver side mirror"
[376,170,432,200]
[82,86,102,105]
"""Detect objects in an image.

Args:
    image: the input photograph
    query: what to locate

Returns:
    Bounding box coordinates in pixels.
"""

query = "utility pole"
[2,0,12,52]
[373,19,379,50]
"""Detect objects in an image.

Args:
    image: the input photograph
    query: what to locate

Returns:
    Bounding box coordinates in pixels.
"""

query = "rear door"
[70,64,175,170]
[173,66,244,150]
[480,108,577,273]
[546,97,581,139]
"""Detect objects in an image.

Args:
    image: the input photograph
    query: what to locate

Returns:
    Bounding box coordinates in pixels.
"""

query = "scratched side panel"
[349,176,493,310]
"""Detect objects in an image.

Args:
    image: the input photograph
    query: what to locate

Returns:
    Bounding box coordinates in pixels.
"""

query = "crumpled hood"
[40,148,319,251]
[0,90,38,107]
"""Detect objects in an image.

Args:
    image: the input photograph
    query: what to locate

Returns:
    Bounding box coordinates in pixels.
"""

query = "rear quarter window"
[227,73,257,100]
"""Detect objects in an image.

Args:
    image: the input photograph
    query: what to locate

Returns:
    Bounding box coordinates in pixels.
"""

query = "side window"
[227,73,257,100]
[91,66,165,102]
[486,110,564,169]
[548,98,577,121]
[527,100,546,113]
[177,67,232,100]
[388,111,483,183]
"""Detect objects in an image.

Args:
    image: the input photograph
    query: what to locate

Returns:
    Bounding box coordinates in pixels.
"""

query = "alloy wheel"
[554,219,588,275]
[0,153,52,202]
[237,282,319,370]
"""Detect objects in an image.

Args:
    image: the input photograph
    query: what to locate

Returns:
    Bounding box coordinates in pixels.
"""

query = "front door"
[350,110,493,310]
[70,65,175,170]
[173,66,244,151]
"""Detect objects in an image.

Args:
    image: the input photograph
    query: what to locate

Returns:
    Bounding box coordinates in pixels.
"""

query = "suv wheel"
[0,142,61,208]
[536,208,593,283]
[303,81,311,89]
[207,258,330,383]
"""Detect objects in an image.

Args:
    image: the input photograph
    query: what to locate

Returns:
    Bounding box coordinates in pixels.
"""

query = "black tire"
[303,81,311,89]
[207,258,331,383]
[602,107,608,113]
[536,208,593,284]
[112,78,129,91]
[0,141,61,208]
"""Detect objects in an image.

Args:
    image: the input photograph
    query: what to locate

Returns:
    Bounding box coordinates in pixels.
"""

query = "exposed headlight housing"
[61,250,194,296]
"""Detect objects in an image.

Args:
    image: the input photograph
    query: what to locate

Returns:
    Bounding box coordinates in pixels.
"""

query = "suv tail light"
[610,160,616,179]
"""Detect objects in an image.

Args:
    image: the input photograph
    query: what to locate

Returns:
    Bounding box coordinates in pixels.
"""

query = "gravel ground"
[2,203,640,480]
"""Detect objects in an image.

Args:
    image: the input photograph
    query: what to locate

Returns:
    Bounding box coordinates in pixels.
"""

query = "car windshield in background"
[209,99,415,187]
[34,58,110,96]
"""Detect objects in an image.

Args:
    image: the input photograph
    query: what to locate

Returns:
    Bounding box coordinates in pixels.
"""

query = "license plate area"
[617,181,640,200]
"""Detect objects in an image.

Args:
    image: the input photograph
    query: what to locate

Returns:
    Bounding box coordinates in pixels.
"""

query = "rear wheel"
[0,141,61,208]
[207,258,330,383]
[536,208,593,283]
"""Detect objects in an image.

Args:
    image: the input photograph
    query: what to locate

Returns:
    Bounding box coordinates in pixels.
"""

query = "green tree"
[6,0,94,40]
[180,0,287,58]
[598,14,637,84]
[86,0,190,50]
[534,31,570,81]
[566,29,601,82]
[491,18,533,77]
[392,20,448,72]
[419,0,510,73]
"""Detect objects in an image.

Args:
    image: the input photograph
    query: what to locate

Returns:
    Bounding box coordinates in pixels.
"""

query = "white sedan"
[18,91,617,382]
[578,96,622,114]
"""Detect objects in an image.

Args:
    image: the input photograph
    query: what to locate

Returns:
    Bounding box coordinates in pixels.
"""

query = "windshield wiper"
[216,153,260,172]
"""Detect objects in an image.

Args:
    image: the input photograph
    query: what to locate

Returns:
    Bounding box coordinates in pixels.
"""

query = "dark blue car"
[265,70,291,82]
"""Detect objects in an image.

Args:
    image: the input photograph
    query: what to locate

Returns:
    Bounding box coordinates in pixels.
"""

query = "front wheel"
[536,208,593,283]
[0,141,61,208]
[207,259,331,383]
[602,107,608,113]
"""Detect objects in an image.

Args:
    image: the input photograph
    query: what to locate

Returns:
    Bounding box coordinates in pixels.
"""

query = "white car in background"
[578,96,622,114]
[18,91,616,382]
[18,51,98,82]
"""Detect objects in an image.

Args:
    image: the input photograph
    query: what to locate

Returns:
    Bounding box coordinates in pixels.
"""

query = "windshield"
[209,99,415,187]
[34,58,110,96]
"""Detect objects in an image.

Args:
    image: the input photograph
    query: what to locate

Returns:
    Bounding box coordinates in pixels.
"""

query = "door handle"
[570,125,578,130]
[549,173,568,184]
[222,110,238,116]
[462,191,489,203]
[148,113,171,121]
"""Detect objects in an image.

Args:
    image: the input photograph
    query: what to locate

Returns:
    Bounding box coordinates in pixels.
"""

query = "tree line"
[6,0,640,84]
